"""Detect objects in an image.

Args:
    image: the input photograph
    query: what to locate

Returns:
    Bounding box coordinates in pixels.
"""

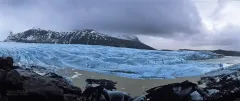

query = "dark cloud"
[0,0,203,40]
[187,24,240,51]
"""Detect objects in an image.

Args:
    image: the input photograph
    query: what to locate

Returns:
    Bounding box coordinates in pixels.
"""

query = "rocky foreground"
[0,57,240,101]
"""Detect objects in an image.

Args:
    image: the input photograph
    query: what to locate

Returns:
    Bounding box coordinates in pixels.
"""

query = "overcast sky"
[0,0,240,50]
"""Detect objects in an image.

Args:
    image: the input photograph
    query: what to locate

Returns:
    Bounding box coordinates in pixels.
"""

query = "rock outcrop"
[198,71,240,101]
[4,28,155,50]
[212,49,240,56]
[0,57,82,101]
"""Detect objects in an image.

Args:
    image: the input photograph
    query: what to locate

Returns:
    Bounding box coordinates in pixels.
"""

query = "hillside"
[4,28,155,50]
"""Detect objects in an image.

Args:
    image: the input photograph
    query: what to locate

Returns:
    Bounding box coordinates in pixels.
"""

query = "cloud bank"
[1,0,240,51]
[190,1,240,51]
[0,0,203,40]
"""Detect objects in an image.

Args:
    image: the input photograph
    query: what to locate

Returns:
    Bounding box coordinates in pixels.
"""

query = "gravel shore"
[66,68,201,96]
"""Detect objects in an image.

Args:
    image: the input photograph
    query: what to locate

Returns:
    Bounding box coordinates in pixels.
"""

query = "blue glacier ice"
[0,42,224,79]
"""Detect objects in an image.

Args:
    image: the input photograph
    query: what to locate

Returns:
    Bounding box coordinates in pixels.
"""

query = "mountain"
[4,28,155,50]
[179,49,240,57]
[211,49,240,56]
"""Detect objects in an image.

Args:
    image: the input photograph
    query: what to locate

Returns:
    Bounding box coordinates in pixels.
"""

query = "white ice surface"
[203,63,240,77]
[107,34,139,41]
[0,42,223,79]
[190,91,203,101]
[196,56,240,77]
[71,72,82,78]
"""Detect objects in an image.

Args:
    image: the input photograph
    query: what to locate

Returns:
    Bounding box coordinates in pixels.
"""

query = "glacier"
[0,42,225,79]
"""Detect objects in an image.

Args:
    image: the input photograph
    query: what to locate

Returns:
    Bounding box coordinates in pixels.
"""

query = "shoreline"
[64,68,201,96]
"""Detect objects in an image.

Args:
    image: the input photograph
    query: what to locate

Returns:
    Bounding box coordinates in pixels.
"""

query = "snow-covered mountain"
[0,42,224,79]
[4,28,154,50]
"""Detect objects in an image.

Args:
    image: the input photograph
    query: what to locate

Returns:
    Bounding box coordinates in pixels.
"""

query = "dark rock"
[145,80,208,101]
[0,57,14,71]
[30,66,47,70]
[5,74,65,101]
[86,79,117,85]
[46,77,82,96]
[0,69,5,82]
[22,78,64,101]
[6,57,13,67]
[4,69,40,91]
[2,68,82,101]
[44,72,64,78]
[198,72,240,101]
[64,94,81,101]
[29,66,48,73]
[83,85,132,101]
[0,95,7,101]
[132,96,147,101]
[63,86,82,96]
[0,57,3,68]
[0,69,5,95]
[7,78,64,101]
[212,49,240,56]
[12,66,20,69]
[86,78,117,91]
[0,57,83,101]
[15,69,40,79]
[24,68,32,71]
[4,69,24,90]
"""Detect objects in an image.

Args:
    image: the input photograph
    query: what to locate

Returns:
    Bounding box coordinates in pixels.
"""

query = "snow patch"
[207,89,220,95]
[34,71,47,76]
[26,35,34,40]
[190,91,203,101]
[107,34,139,41]
[204,64,240,77]
[198,83,207,88]
[71,72,82,78]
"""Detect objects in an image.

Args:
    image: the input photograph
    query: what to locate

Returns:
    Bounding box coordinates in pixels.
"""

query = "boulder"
[83,85,133,101]
[86,79,117,91]
[44,72,64,78]
[4,69,24,90]
[0,57,83,101]
[132,96,147,101]
[45,77,82,96]
[3,68,82,101]
[198,72,240,101]
[6,57,13,67]
[4,70,64,101]
[64,94,81,101]
[15,69,40,78]
[0,69,5,82]
[22,78,64,101]
[4,69,40,90]
[0,57,14,71]
[30,66,47,70]
[7,78,64,101]
[145,80,209,101]
[0,69,5,95]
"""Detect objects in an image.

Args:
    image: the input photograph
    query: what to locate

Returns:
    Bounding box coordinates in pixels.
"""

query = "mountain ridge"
[4,28,155,50]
